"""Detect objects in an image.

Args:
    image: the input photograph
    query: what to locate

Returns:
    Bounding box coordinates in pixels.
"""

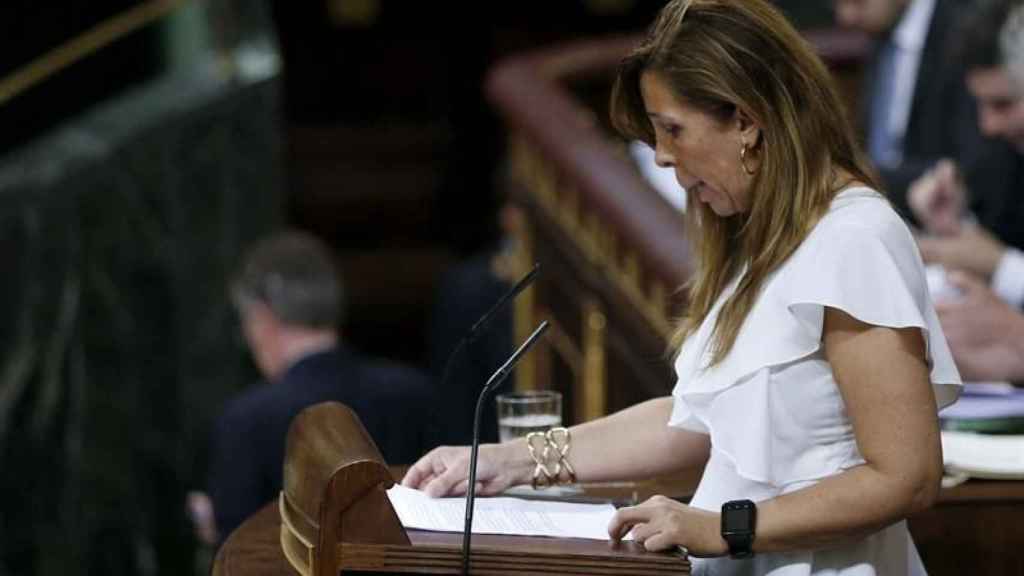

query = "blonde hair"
[610,0,878,364]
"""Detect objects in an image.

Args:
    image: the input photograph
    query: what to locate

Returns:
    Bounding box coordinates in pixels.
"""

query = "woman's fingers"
[629,520,658,544]
[401,454,439,489]
[450,478,486,496]
[640,530,676,552]
[608,505,654,541]
[422,462,467,497]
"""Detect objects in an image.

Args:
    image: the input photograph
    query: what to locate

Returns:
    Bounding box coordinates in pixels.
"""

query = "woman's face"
[640,71,758,217]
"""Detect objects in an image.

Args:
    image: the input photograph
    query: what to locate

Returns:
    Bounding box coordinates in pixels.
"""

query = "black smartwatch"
[721,499,757,558]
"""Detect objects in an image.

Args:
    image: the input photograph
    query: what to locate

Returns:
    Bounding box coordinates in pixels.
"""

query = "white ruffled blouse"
[670,187,961,576]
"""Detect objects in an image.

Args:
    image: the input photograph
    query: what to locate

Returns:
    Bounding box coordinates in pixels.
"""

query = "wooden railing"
[0,0,187,106]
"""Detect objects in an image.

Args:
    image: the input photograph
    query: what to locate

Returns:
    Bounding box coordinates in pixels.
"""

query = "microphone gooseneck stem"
[461,320,550,575]
[462,381,490,575]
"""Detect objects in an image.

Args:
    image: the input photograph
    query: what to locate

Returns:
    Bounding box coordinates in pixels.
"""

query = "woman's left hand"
[608,495,728,557]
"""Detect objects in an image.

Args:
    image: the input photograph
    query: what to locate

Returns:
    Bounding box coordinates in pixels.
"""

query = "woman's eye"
[665,125,681,138]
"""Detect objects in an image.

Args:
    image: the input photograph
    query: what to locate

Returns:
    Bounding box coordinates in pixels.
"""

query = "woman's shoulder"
[806,186,910,247]
[782,185,921,284]
[822,185,899,226]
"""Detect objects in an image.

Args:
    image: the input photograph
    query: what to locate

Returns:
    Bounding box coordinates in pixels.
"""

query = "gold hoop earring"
[740,143,757,176]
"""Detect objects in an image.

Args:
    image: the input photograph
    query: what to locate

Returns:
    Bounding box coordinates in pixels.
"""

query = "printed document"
[386,484,628,540]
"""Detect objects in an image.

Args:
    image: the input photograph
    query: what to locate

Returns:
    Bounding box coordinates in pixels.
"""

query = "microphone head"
[467,263,539,338]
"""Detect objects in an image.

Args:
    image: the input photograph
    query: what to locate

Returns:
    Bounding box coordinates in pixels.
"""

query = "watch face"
[722,506,750,532]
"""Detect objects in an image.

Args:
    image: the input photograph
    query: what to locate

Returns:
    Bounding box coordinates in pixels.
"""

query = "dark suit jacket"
[207,347,430,542]
[857,0,1024,250]
[967,143,1024,251]
[860,0,986,213]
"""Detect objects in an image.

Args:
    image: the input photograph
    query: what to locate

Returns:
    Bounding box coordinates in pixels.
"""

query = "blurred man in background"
[200,231,431,543]
[910,0,1024,301]
[834,0,987,207]
[911,0,1024,381]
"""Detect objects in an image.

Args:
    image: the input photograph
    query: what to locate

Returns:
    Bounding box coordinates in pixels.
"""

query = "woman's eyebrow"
[647,112,681,124]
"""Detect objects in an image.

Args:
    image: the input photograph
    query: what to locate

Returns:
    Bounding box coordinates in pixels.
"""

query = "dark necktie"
[868,39,901,168]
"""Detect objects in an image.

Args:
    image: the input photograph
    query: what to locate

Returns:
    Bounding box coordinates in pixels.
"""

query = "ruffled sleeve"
[668,191,961,486]
[671,193,961,410]
[668,388,708,433]
[782,208,962,409]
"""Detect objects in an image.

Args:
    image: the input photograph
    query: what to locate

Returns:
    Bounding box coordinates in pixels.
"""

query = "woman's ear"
[735,109,762,146]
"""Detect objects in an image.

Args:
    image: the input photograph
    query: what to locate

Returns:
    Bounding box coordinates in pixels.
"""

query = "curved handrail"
[484,27,869,293]
[0,0,186,106]
[485,34,694,292]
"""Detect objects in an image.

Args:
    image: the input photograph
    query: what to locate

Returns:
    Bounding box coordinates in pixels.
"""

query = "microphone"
[438,263,539,381]
[462,320,550,576]
[467,263,539,344]
[433,262,539,444]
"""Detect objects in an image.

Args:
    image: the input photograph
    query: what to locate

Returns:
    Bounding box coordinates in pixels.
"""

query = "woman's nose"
[654,142,674,168]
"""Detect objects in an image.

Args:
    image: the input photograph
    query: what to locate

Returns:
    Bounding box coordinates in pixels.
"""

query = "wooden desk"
[214,471,1024,576]
[214,503,295,576]
[909,479,1024,575]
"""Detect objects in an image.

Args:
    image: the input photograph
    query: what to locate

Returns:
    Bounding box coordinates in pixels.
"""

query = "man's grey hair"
[231,231,344,328]
[1002,2,1024,92]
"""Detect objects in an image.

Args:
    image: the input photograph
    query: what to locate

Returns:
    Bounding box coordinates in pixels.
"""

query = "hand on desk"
[186,490,218,546]
[401,442,530,498]
[609,495,726,557]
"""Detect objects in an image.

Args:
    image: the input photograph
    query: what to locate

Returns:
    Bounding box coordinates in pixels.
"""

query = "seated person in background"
[206,231,431,543]
[834,0,986,208]
[929,2,1024,381]
[405,1,960,573]
[910,0,1024,307]
[934,271,1024,381]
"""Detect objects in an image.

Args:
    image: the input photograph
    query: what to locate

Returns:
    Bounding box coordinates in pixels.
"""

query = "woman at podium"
[403,1,962,574]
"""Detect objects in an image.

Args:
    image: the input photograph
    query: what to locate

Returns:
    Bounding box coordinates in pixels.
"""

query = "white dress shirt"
[881,0,938,167]
[994,248,1024,308]
[670,187,961,575]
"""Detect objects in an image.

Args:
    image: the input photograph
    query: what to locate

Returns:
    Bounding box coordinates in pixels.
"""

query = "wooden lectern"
[275,401,689,575]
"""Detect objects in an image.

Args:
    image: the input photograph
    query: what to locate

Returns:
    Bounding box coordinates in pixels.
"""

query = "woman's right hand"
[908,159,966,236]
[401,441,531,497]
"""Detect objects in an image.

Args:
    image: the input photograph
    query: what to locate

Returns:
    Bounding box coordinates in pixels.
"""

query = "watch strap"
[721,499,757,559]
[724,531,754,558]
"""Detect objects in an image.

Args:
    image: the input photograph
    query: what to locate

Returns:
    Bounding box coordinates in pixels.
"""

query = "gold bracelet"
[526,427,576,489]
[526,432,554,488]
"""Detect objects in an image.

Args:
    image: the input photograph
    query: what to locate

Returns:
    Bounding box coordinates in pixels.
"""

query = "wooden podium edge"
[280,401,690,575]
[337,540,690,575]
[280,493,315,576]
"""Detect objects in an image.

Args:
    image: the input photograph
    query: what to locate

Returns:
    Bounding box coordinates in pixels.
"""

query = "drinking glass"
[495,390,562,443]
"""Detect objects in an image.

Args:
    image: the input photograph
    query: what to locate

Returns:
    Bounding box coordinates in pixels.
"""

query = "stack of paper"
[385,484,629,541]
[941,430,1024,479]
